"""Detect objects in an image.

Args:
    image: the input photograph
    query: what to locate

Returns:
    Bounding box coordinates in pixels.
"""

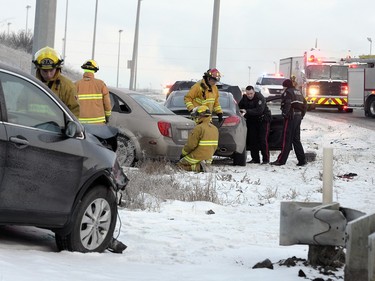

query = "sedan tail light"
[221,115,240,127]
[158,121,172,137]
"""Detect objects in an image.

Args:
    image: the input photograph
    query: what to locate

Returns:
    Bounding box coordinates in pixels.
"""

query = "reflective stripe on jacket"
[181,116,219,164]
[184,80,222,114]
[75,72,112,124]
[36,69,80,118]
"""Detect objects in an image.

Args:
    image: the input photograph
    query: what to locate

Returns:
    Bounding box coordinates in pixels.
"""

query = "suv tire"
[55,185,117,253]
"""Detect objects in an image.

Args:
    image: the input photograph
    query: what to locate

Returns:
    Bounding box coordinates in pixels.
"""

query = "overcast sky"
[2,0,375,90]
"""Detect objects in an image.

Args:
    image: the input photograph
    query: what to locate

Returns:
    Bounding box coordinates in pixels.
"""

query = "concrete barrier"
[369,233,375,281]
[345,213,375,281]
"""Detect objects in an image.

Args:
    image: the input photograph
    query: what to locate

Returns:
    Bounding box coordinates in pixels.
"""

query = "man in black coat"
[271,79,307,166]
[239,85,271,164]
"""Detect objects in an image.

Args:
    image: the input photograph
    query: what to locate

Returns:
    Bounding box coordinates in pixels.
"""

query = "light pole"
[129,0,142,90]
[209,0,220,68]
[62,0,68,60]
[248,66,251,85]
[367,37,372,55]
[26,5,31,35]
[92,0,99,59]
[273,61,277,73]
[117,29,123,88]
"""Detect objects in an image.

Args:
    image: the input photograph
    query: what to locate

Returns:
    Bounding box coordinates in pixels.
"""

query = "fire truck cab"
[303,49,352,112]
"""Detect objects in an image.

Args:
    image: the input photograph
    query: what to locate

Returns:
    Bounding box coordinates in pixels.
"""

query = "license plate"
[181,130,188,139]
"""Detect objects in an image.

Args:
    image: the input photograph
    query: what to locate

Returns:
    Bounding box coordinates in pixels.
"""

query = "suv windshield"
[260,78,285,85]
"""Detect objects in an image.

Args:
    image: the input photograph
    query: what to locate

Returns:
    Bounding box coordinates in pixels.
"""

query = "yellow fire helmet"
[32,46,63,70]
[81,59,99,72]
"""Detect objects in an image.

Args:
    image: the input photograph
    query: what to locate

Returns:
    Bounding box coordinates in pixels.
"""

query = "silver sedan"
[108,88,195,167]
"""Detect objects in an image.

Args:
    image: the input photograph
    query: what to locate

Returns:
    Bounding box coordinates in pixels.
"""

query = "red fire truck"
[280,49,352,112]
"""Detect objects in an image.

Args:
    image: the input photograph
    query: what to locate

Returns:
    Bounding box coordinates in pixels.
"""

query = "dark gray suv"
[0,63,127,253]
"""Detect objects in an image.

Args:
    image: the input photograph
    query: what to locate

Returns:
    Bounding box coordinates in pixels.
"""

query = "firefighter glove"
[217,113,223,123]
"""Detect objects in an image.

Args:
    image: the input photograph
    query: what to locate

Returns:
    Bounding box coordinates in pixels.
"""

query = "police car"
[254,73,286,98]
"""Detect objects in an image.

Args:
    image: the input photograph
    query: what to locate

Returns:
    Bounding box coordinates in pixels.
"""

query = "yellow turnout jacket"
[75,72,111,124]
[184,79,222,114]
[36,69,80,118]
[181,116,219,164]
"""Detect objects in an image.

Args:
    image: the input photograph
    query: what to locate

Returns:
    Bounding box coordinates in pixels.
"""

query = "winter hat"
[282,79,293,88]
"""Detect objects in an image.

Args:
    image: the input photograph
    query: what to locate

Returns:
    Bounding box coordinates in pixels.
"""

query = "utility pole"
[367,37,372,55]
[92,0,98,59]
[117,29,123,87]
[32,0,57,74]
[209,0,220,69]
[62,0,68,60]
[129,0,141,90]
[26,5,31,35]
[248,66,251,85]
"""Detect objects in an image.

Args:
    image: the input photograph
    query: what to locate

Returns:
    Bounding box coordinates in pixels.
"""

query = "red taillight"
[341,83,348,96]
[157,121,172,137]
[221,115,240,127]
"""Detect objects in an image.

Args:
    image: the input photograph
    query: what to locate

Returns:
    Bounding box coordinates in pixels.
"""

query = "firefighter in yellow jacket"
[184,68,223,123]
[32,46,80,118]
[178,105,219,172]
[75,60,112,124]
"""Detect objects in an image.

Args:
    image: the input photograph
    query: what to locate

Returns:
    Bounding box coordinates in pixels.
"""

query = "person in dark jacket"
[239,85,271,164]
[271,79,307,166]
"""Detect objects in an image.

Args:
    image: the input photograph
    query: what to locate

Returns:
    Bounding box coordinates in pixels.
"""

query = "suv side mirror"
[256,82,260,85]
[65,120,83,138]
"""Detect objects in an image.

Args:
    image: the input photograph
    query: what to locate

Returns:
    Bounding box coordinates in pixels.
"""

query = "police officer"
[32,46,80,118]
[178,105,219,172]
[75,59,112,124]
[271,79,307,166]
[239,85,271,164]
[184,69,223,123]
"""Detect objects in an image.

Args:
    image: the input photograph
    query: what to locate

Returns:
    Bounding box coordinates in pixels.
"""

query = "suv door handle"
[9,136,29,148]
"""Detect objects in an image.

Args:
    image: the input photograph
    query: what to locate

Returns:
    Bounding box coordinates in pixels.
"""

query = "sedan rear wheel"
[55,185,117,253]
[117,134,136,167]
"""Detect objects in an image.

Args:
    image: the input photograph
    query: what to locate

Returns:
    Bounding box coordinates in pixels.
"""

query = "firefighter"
[238,85,271,164]
[177,105,219,172]
[184,68,223,123]
[271,79,307,166]
[75,59,112,124]
[32,46,80,118]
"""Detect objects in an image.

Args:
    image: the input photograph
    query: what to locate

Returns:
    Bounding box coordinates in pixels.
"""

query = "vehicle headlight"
[262,87,270,95]
[308,86,319,97]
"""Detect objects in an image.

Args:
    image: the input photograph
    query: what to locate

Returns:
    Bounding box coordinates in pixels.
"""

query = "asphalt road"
[306,108,375,130]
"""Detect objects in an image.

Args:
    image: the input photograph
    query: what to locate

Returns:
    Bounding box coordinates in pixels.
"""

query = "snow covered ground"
[0,112,374,281]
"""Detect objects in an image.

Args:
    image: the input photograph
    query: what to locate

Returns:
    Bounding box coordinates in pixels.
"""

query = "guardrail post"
[345,213,375,281]
[369,233,375,281]
[322,147,333,204]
